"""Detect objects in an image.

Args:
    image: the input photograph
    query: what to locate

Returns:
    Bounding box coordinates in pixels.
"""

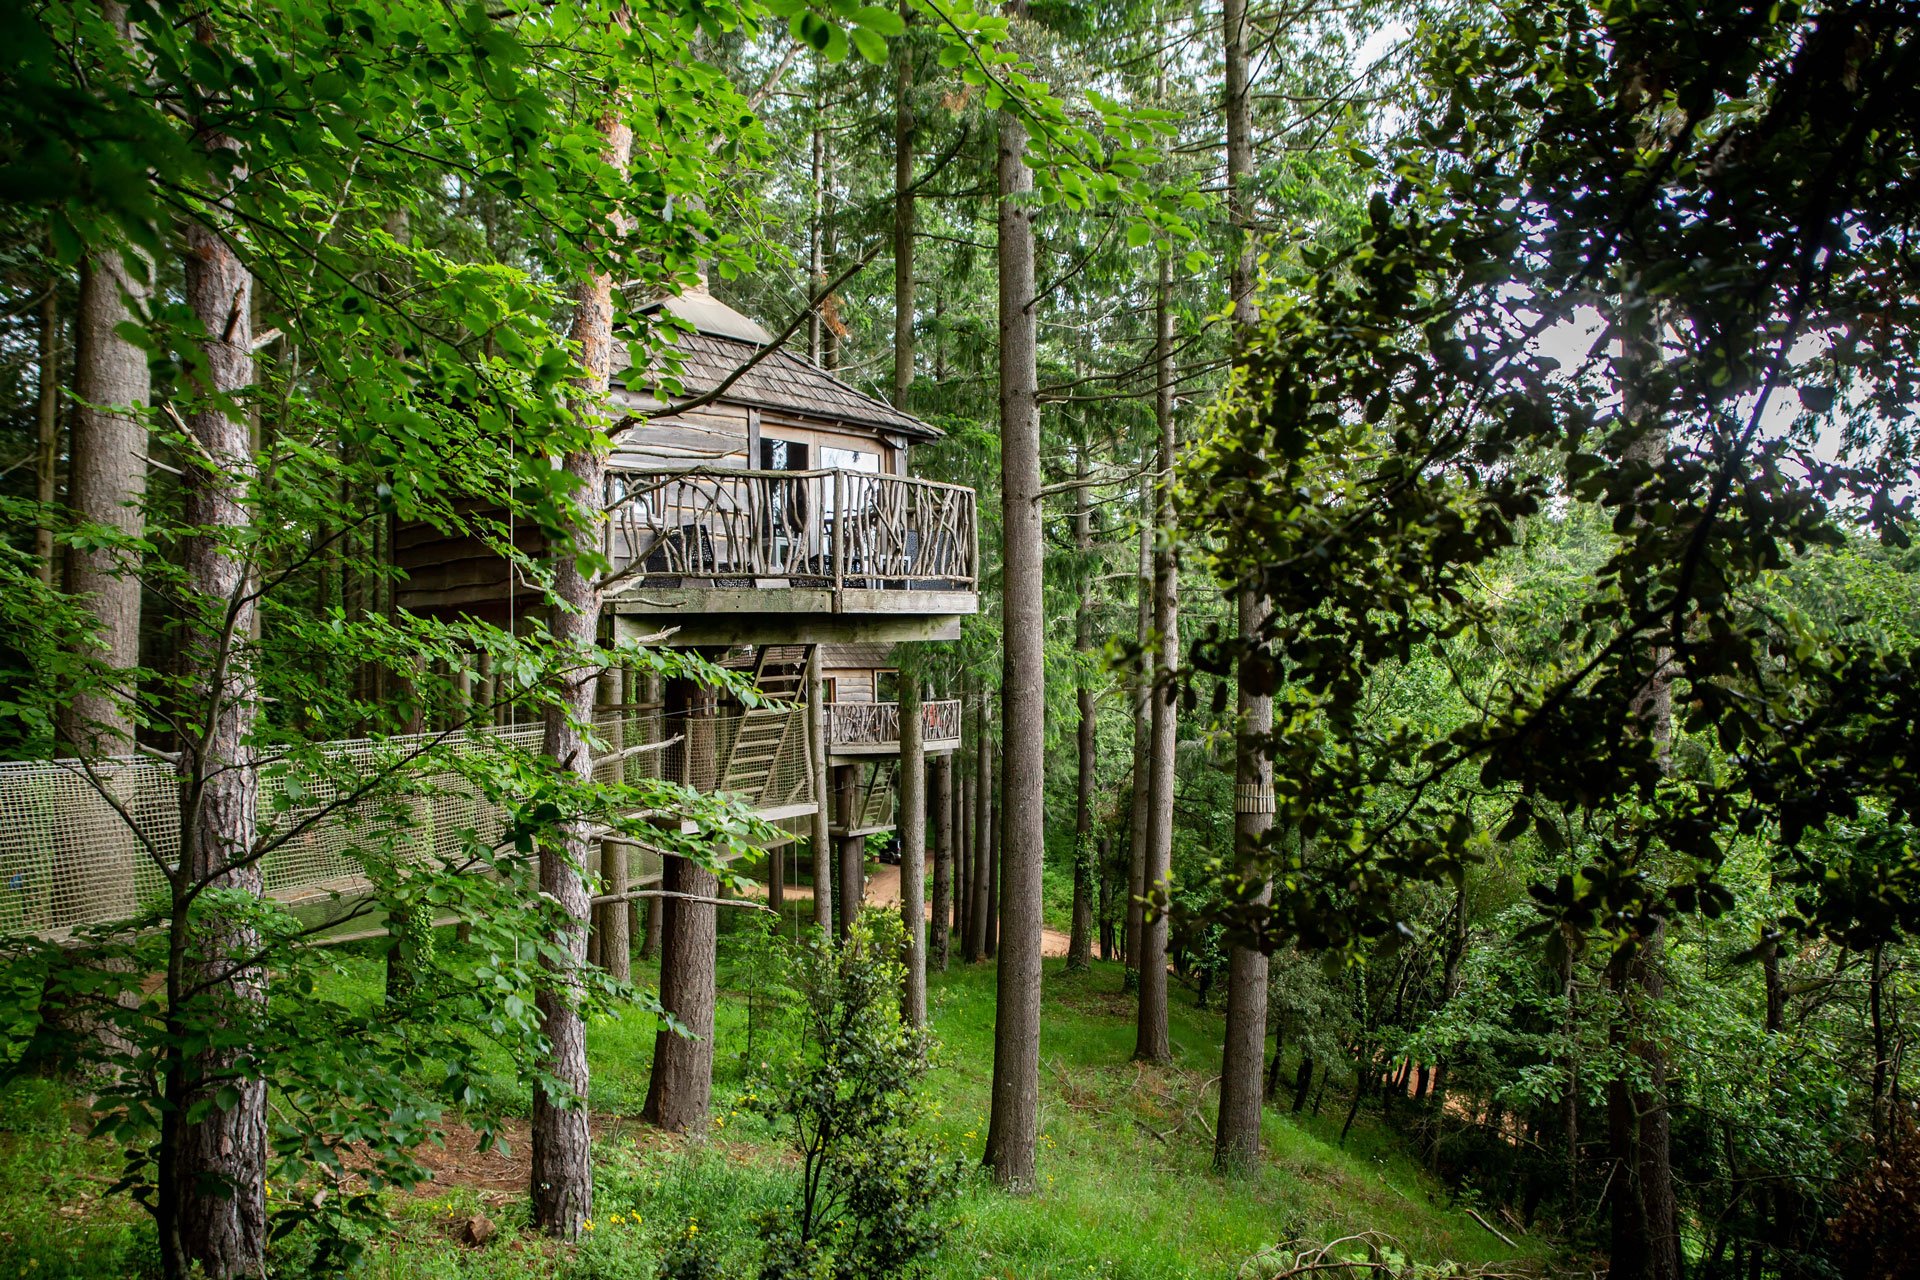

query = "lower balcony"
[826,699,962,759]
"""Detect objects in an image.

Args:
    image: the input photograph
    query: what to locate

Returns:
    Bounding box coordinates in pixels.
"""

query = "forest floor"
[0,881,1546,1279]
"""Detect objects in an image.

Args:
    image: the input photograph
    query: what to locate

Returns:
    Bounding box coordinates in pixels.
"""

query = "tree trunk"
[968,702,993,962]
[532,96,632,1236]
[955,707,972,949]
[892,6,915,409]
[1605,276,1681,1280]
[1125,506,1151,984]
[836,764,863,937]
[986,746,1002,958]
[598,667,631,983]
[807,645,834,932]
[643,679,717,1132]
[1213,0,1270,1170]
[1135,251,1178,1066]
[61,247,151,747]
[931,752,953,971]
[164,96,267,1278]
[900,673,927,1026]
[34,262,59,588]
[1105,832,1121,959]
[1292,1056,1314,1113]
[1067,448,1097,973]
[641,894,662,961]
[984,60,1043,1186]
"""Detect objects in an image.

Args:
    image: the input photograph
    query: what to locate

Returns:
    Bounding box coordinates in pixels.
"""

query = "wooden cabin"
[395,285,976,879]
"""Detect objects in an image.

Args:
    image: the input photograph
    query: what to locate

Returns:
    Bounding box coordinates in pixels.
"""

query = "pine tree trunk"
[1135,251,1178,1066]
[1606,269,1681,1280]
[34,264,59,588]
[1067,450,1096,973]
[931,752,953,970]
[892,7,916,408]
[598,667,630,984]
[986,745,1001,958]
[807,646,834,932]
[968,703,993,962]
[164,92,267,1277]
[530,95,632,1239]
[985,55,1044,1184]
[644,680,717,1132]
[1125,508,1151,983]
[836,764,863,937]
[61,213,150,742]
[1214,0,1271,1171]
[900,674,927,1026]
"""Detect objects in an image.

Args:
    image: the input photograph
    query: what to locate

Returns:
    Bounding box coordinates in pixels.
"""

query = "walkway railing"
[826,699,963,750]
[0,705,813,938]
[603,467,977,593]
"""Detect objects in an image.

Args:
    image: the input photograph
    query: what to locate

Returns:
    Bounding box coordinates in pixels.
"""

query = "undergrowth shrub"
[747,910,959,1280]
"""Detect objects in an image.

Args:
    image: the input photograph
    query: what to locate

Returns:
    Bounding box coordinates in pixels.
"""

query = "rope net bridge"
[0,707,816,941]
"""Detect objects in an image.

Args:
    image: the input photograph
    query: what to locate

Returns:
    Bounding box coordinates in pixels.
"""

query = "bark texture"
[531,102,632,1238]
[61,225,151,742]
[1125,511,1152,979]
[900,676,927,1025]
[643,853,719,1130]
[984,66,1043,1188]
[931,753,953,969]
[967,704,993,962]
[1067,449,1096,972]
[836,764,864,938]
[1135,253,1178,1066]
[596,667,630,984]
[643,680,718,1132]
[1213,0,1272,1172]
[165,123,266,1280]
[807,646,834,931]
[892,10,916,408]
[34,271,59,587]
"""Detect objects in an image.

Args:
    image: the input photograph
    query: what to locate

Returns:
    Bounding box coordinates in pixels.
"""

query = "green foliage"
[747,911,959,1280]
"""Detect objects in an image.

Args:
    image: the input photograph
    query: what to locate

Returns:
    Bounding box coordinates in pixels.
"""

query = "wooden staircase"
[717,645,812,803]
[857,760,897,830]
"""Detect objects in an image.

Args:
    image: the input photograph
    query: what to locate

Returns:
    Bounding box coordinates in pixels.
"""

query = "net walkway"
[0,707,815,940]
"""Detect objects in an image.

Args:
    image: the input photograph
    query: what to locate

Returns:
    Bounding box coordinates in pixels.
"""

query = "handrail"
[604,466,978,594]
[826,699,963,748]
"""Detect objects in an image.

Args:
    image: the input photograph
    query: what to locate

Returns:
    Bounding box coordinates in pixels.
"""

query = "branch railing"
[604,467,978,593]
[826,699,963,749]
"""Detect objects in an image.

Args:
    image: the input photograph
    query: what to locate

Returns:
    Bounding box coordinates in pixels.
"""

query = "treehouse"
[393,284,978,886]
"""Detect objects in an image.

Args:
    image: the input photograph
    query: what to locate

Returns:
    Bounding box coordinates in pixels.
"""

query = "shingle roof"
[617,289,941,441]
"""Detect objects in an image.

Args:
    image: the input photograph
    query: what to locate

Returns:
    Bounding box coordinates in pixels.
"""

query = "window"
[819,445,880,473]
[760,438,809,471]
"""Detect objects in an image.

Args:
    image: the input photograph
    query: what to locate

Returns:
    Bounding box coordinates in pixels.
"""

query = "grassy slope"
[0,910,1535,1279]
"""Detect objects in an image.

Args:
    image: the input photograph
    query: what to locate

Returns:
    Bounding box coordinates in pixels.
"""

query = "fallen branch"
[1464,1208,1517,1250]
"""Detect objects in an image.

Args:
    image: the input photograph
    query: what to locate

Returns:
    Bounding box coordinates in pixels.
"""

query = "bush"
[746,911,959,1280]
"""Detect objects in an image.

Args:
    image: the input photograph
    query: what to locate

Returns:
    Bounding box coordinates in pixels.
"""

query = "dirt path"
[857,863,1073,959]
[748,862,1072,958]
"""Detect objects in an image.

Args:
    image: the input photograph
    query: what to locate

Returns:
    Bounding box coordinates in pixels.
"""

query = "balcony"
[826,699,963,758]
[602,468,978,641]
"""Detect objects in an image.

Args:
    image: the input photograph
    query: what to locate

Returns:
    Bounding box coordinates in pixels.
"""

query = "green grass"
[0,899,1539,1278]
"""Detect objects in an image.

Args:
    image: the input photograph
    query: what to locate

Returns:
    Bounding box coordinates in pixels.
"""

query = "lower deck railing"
[826,699,962,749]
